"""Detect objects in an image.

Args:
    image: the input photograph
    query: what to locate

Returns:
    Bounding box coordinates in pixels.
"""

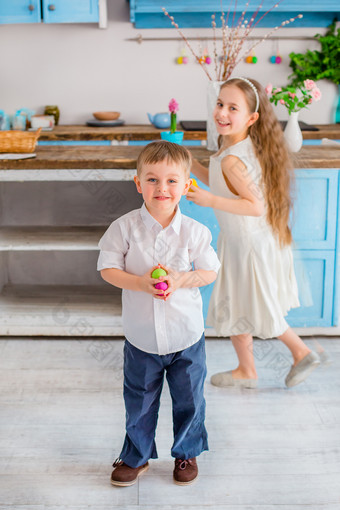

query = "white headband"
[231,77,260,113]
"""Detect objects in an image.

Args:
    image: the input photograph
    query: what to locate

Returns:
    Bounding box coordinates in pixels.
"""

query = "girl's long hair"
[220,78,294,246]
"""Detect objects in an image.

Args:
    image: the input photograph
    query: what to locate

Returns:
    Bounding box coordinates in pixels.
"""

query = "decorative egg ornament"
[152,268,168,296]
[189,178,198,191]
[154,282,168,291]
[151,268,167,279]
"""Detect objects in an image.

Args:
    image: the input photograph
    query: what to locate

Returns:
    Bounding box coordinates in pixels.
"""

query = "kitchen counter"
[37,124,340,141]
[1,131,339,337]
[0,144,339,171]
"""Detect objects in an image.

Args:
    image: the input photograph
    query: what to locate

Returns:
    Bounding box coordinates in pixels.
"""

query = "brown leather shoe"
[173,457,198,485]
[110,458,149,487]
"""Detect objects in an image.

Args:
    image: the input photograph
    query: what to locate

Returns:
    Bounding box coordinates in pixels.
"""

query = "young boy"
[97,141,220,486]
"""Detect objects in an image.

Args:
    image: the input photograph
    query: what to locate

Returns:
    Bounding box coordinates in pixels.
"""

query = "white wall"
[0,1,337,125]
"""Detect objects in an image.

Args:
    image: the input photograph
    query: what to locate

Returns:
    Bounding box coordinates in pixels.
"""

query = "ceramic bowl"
[93,111,120,121]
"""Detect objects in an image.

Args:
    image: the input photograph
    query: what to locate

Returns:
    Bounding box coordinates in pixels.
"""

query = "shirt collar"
[140,202,182,235]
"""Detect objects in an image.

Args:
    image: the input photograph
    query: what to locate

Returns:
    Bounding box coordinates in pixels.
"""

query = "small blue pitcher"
[147,112,171,129]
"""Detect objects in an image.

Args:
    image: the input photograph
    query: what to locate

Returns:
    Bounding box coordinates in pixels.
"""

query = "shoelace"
[175,458,193,470]
[112,457,124,467]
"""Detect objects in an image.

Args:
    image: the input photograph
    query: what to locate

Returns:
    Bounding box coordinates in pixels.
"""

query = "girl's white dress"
[206,136,300,339]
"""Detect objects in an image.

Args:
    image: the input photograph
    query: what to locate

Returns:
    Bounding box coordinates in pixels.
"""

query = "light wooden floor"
[1,337,340,510]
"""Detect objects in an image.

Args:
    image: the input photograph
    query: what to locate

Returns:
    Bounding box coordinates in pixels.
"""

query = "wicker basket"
[0,128,42,153]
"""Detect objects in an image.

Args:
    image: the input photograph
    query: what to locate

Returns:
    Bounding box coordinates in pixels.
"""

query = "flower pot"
[284,112,303,153]
[160,131,184,145]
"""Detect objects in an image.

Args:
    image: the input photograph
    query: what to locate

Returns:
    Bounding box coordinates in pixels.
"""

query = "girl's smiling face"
[214,84,258,144]
[134,160,191,225]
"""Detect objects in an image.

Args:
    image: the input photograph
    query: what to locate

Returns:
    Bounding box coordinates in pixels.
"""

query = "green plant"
[288,19,340,86]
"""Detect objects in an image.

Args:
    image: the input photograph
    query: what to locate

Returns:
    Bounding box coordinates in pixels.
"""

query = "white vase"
[206,80,224,151]
[284,111,303,152]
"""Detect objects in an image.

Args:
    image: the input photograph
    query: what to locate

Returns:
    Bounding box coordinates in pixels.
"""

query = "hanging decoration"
[177,46,189,64]
[270,40,282,64]
[245,50,258,64]
[197,42,212,65]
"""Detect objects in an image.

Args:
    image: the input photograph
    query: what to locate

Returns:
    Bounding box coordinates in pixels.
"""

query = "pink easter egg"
[155,282,168,291]
[275,55,282,64]
[182,56,189,64]
[205,56,211,64]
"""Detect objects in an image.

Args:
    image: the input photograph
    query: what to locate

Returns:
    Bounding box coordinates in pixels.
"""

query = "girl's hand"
[186,186,214,208]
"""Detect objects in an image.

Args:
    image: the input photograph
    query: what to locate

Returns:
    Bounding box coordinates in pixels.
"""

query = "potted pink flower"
[265,80,322,152]
[160,98,184,145]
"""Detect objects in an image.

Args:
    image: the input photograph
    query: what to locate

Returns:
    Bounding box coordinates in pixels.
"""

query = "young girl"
[187,77,320,388]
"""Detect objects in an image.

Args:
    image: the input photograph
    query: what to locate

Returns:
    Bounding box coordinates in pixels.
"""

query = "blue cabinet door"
[0,0,41,24]
[42,0,99,23]
[130,0,340,28]
[292,169,338,250]
[287,250,335,327]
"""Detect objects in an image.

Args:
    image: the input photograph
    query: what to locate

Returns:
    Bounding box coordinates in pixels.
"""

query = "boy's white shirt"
[97,203,220,355]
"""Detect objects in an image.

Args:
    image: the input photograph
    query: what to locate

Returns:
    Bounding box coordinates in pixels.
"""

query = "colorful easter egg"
[155,282,168,291]
[151,268,167,279]
[189,178,198,191]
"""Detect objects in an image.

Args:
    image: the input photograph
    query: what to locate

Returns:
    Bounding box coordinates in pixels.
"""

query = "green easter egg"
[151,268,167,279]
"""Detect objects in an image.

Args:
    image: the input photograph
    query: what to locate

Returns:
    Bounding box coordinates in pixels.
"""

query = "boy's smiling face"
[134,159,191,226]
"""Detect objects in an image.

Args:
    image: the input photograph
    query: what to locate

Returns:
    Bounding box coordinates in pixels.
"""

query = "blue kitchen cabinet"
[291,170,338,250]
[0,0,41,24]
[130,0,340,28]
[181,168,340,330]
[0,0,99,24]
[287,250,335,327]
[288,169,338,327]
[42,0,99,24]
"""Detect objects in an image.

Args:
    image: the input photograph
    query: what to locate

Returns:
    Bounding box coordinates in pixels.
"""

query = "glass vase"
[206,80,224,151]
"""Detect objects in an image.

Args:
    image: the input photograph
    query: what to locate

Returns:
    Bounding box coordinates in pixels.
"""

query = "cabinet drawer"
[292,169,338,250]
[42,0,99,23]
[0,0,41,24]
[287,250,335,327]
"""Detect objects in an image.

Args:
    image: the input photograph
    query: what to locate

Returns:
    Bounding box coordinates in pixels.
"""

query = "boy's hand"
[156,264,182,302]
[139,266,167,300]
[186,186,214,208]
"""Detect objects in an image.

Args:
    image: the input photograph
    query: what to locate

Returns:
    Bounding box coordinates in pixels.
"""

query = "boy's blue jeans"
[119,333,208,468]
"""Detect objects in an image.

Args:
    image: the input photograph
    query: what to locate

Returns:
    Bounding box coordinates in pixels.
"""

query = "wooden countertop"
[0,144,339,170]
[37,124,340,141]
